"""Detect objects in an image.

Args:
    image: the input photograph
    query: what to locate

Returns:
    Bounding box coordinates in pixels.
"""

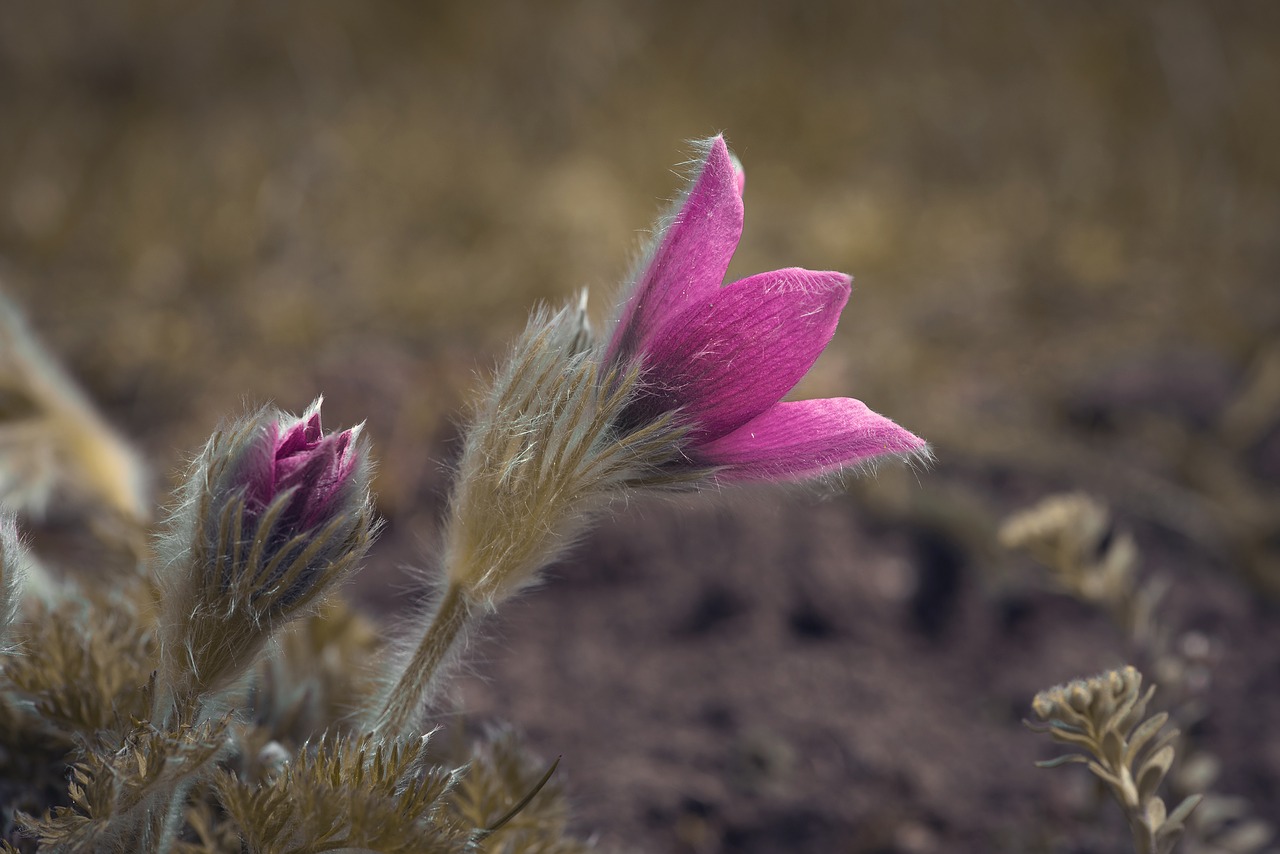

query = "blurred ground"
[2,1,1279,851]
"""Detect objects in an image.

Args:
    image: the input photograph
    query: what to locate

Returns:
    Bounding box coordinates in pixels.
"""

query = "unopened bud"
[157,399,375,705]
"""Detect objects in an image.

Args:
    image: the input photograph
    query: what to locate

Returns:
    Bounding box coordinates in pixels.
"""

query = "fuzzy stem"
[377,582,472,735]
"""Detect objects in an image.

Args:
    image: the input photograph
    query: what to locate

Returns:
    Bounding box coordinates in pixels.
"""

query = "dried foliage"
[15,717,229,853]
[214,732,469,854]
[1008,494,1274,853]
[2,580,156,746]
[173,796,244,854]
[1029,666,1199,854]
[999,493,1161,644]
[448,729,590,854]
[1,582,588,853]
[0,290,148,525]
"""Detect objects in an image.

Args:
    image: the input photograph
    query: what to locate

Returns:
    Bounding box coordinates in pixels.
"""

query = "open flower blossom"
[380,137,929,734]
[606,135,927,481]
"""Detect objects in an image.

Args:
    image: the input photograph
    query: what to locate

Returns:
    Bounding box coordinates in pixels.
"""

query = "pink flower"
[157,398,375,702]
[238,401,362,533]
[607,136,926,481]
[199,398,373,614]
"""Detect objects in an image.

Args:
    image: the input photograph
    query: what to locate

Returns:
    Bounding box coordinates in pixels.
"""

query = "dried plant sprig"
[999,492,1161,643]
[1028,666,1201,854]
[154,400,376,714]
[999,492,1137,605]
[1,578,156,746]
[0,287,149,525]
[15,715,230,854]
[448,728,587,854]
[213,732,470,854]
[1003,494,1273,852]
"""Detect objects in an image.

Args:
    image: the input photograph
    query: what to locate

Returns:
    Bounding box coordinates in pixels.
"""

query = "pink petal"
[697,398,928,481]
[629,269,851,441]
[276,412,322,459]
[608,136,744,364]
[274,433,348,530]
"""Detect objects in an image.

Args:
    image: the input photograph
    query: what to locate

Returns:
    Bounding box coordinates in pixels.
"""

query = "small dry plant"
[1004,494,1274,854]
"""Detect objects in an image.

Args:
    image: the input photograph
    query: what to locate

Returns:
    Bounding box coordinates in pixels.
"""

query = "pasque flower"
[196,399,371,615]
[607,136,926,480]
[156,399,375,707]
[379,137,928,736]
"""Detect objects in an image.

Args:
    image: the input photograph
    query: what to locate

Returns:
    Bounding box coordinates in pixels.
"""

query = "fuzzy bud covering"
[156,399,375,704]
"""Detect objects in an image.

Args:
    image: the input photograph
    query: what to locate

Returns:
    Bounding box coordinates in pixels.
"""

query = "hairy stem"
[377,582,472,735]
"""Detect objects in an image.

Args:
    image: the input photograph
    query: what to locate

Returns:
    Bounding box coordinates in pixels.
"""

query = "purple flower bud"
[238,407,361,539]
[157,399,375,701]
[606,136,928,481]
[206,399,371,615]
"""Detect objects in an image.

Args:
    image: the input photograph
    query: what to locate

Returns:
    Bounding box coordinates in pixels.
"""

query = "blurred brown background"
[2,2,1278,851]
